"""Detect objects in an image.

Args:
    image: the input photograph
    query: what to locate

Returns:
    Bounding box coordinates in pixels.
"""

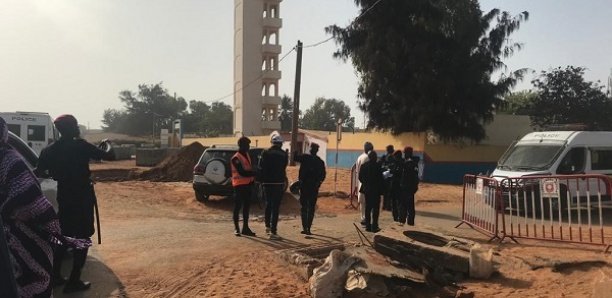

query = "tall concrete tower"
[234,0,282,136]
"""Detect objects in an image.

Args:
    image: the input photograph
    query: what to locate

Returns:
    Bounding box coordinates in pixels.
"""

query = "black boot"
[63,249,91,293]
[241,226,256,236]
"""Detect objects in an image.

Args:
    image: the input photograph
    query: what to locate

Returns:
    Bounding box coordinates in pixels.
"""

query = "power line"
[204,46,297,103]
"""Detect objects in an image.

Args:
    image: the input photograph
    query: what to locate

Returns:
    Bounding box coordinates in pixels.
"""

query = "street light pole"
[334,118,342,196]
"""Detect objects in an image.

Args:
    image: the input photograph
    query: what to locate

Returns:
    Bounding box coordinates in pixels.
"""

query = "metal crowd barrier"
[456,175,502,241]
[500,174,612,252]
[458,174,612,252]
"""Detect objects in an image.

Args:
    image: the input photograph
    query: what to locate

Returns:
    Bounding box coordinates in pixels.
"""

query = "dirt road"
[52,164,612,297]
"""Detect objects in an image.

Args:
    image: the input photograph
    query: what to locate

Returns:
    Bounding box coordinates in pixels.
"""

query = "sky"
[1,0,611,129]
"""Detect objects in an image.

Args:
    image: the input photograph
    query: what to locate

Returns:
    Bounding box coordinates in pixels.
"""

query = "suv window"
[198,150,234,165]
[197,148,264,166]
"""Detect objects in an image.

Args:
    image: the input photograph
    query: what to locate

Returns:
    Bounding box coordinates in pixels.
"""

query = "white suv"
[7,131,58,211]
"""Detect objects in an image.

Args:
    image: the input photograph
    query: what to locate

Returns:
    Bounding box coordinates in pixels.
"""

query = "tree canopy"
[498,90,537,115]
[300,97,355,131]
[102,83,233,137]
[326,0,528,142]
[529,66,612,130]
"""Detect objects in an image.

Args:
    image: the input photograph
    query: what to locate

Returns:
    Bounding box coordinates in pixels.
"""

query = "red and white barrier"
[500,174,612,251]
[456,175,502,241]
[459,174,612,251]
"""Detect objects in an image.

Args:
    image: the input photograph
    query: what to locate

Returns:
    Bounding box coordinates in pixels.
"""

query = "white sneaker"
[269,233,280,240]
[265,227,271,235]
[398,222,404,226]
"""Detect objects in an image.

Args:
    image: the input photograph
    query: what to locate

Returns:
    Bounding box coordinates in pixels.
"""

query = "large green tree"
[529,66,612,130]
[301,97,355,131]
[327,0,528,142]
[202,102,233,136]
[498,90,537,115]
[182,100,211,134]
[102,83,188,136]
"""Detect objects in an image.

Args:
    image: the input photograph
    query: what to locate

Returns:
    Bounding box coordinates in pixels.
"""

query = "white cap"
[271,134,283,144]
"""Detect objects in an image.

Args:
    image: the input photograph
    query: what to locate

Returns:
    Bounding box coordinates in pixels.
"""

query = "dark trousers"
[233,184,252,231]
[382,179,393,211]
[264,184,284,233]
[54,245,89,282]
[390,187,401,221]
[300,184,319,231]
[364,193,381,229]
[398,190,416,225]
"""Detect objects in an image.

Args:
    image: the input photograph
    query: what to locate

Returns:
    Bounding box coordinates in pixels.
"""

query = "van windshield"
[497,144,564,171]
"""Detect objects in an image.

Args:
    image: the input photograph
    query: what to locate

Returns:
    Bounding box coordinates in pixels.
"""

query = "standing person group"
[293,143,326,235]
[354,142,420,232]
[37,114,115,293]
[259,134,288,240]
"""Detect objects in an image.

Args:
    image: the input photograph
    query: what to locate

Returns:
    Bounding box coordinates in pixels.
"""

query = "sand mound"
[139,143,205,182]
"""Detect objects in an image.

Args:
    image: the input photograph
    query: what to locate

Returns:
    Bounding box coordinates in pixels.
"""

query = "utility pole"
[290,40,303,166]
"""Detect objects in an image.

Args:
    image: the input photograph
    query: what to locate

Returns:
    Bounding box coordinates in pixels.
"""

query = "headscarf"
[0,118,89,297]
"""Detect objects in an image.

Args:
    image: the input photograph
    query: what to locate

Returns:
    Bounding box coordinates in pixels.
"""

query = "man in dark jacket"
[259,134,288,240]
[359,150,384,232]
[388,150,404,222]
[36,114,115,293]
[380,145,395,211]
[399,146,420,226]
[231,137,257,237]
[294,143,326,235]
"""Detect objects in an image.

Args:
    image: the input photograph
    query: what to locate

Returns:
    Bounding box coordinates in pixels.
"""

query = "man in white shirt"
[355,141,373,226]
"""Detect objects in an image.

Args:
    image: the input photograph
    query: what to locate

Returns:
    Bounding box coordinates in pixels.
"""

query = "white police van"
[492,131,612,210]
[0,112,58,155]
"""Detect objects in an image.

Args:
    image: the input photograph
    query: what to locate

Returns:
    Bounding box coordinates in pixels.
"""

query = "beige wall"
[482,114,533,146]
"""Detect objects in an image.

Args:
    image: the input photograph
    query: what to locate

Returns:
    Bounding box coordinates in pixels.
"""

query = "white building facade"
[234,0,283,136]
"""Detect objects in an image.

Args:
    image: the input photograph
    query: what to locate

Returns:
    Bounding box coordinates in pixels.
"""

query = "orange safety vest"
[231,152,255,187]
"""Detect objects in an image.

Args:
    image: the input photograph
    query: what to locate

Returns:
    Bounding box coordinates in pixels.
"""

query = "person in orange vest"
[231,137,257,236]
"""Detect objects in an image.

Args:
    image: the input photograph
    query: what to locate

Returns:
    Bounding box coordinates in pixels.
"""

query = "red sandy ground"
[63,161,612,298]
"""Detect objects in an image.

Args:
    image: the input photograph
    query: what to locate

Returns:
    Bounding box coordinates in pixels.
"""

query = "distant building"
[233,0,283,136]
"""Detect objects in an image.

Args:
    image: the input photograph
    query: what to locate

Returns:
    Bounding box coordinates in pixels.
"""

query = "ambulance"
[0,112,58,155]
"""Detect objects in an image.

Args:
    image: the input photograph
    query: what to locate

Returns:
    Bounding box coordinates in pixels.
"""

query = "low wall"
[113,146,134,160]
